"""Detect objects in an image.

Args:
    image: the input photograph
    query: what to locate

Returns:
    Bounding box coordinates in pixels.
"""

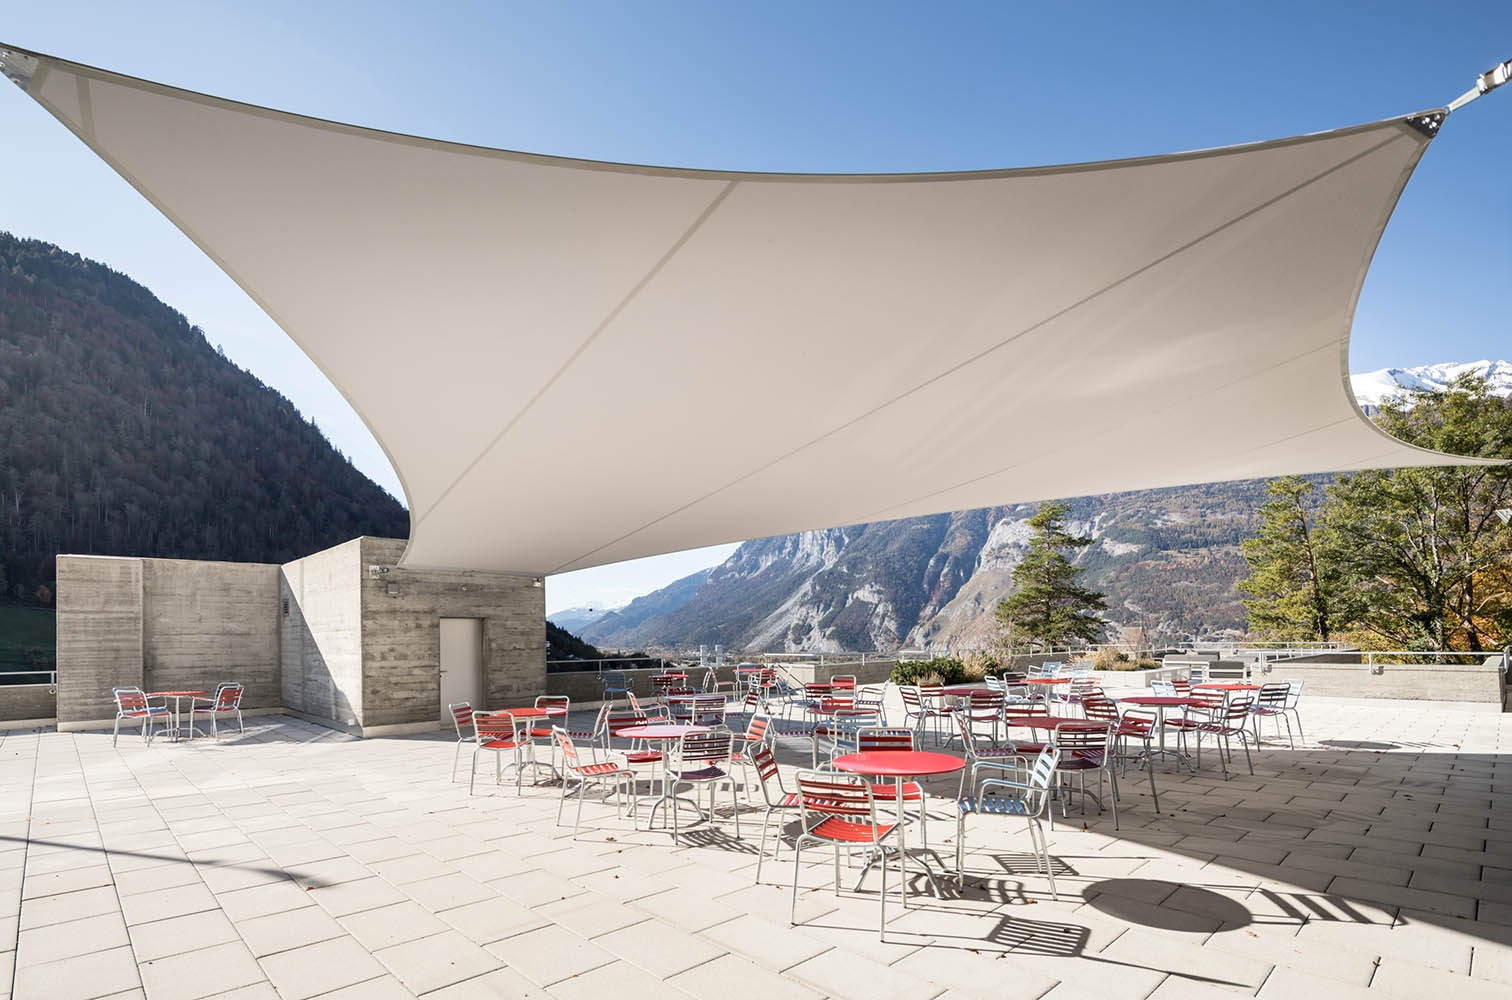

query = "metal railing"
[0,670,57,689]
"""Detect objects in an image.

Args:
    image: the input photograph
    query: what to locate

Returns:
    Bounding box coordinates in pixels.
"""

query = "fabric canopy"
[2,45,1490,574]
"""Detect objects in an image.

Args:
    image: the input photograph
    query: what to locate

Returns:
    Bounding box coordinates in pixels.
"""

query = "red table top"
[832,751,966,778]
[1004,715,1088,729]
[148,690,206,698]
[1024,677,1071,684]
[617,724,709,740]
[735,667,767,673]
[1194,683,1260,691]
[484,706,566,719]
[944,686,998,697]
[1120,695,1202,707]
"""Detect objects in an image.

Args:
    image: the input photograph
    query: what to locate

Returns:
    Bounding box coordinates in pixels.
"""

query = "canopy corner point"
[1446,57,1511,114]
[0,46,38,93]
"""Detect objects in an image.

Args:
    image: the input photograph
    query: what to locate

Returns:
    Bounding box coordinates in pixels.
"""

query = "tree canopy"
[995,501,1107,652]
[1239,375,1512,651]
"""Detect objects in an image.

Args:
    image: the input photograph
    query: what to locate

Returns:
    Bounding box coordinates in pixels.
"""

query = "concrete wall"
[57,554,283,727]
[56,556,143,725]
[0,684,56,727]
[142,558,280,710]
[280,539,364,728]
[358,538,544,729]
[1262,653,1506,704]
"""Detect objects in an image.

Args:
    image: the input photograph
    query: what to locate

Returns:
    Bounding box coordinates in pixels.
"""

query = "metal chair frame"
[468,711,528,796]
[112,687,170,747]
[188,681,245,741]
[662,728,742,843]
[552,726,637,839]
[790,770,898,941]
[955,745,1060,899]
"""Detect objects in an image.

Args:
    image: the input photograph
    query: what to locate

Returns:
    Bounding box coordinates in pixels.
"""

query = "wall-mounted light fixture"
[531,577,543,588]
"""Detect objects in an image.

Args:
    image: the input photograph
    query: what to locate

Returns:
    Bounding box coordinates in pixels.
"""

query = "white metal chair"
[955,745,1060,899]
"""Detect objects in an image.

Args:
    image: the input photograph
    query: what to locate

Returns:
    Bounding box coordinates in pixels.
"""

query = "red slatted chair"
[469,711,528,796]
[553,726,637,839]
[1250,682,1295,747]
[966,690,1006,744]
[1051,721,1120,829]
[916,684,955,744]
[829,675,858,692]
[626,691,668,721]
[732,712,772,766]
[854,684,887,722]
[603,709,664,767]
[112,687,170,747]
[952,708,1023,781]
[748,742,801,883]
[650,673,684,701]
[448,702,474,781]
[700,666,732,694]
[813,708,883,767]
[188,682,245,741]
[528,695,570,771]
[790,770,899,941]
[1194,696,1256,779]
[665,729,742,843]
[1001,701,1052,756]
[670,693,727,727]
[856,727,930,848]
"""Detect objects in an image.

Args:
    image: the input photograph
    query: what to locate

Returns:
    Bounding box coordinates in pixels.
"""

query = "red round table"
[1194,683,1260,691]
[147,690,206,742]
[833,750,966,900]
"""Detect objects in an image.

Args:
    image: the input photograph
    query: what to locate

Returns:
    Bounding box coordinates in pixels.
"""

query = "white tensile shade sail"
[1,46,1490,575]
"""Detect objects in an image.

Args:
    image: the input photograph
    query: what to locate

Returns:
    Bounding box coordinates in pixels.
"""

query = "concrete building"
[54,537,544,736]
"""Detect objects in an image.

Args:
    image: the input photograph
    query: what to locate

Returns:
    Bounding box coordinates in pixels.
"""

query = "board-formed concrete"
[57,536,547,735]
[55,555,143,725]
[280,539,365,728]
[358,538,544,730]
[142,557,281,710]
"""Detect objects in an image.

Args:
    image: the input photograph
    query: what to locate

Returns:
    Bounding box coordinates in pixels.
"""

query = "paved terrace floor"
[0,695,1509,1000]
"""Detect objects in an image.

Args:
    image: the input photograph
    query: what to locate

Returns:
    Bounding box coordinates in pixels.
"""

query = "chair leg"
[469,748,480,796]
[556,773,570,825]
[790,837,804,925]
[878,832,889,942]
[1240,731,1254,776]
[453,741,464,782]
[113,716,122,747]
[573,778,588,839]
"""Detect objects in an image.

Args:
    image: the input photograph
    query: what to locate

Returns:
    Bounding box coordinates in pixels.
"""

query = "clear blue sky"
[2,2,1508,613]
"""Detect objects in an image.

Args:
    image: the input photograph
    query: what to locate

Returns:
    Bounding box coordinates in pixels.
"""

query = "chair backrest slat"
[796,771,875,819]
[857,727,916,753]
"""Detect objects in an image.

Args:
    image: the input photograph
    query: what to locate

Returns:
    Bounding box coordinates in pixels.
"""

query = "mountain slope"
[0,232,409,596]
[1350,360,1512,408]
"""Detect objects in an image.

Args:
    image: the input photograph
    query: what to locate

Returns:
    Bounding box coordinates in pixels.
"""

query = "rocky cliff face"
[581,480,1273,653]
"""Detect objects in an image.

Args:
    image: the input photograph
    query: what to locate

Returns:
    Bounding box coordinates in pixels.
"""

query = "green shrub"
[890,656,968,685]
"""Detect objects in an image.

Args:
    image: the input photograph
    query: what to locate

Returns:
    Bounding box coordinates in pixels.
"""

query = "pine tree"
[995,501,1107,653]
[1237,477,1334,641]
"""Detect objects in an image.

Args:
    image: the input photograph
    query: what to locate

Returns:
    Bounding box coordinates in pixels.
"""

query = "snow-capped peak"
[1350,360,1512,408]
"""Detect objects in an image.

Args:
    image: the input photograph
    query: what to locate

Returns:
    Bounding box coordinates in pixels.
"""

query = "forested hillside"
[0,232,409,600]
